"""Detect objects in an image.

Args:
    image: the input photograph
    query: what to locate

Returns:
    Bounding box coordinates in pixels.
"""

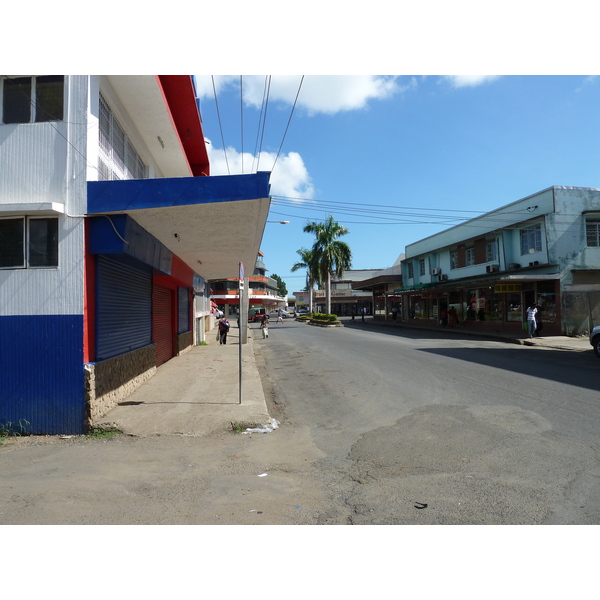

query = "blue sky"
[193,74,600,297]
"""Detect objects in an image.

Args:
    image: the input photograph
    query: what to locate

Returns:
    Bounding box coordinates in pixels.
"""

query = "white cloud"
[195,75,409,115]
[443,75,502,88]
[206,139,314,199]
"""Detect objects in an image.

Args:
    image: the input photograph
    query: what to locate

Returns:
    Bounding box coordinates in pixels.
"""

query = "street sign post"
[238,263,244,405]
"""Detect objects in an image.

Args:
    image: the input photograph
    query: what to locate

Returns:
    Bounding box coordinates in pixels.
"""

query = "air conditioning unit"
[509,263,521,270]
[431,268,442,276]
[486,264,499,273]
[438,274,448,281]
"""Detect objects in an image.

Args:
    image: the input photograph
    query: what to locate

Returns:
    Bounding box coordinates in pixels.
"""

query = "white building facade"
[0,75,270,434]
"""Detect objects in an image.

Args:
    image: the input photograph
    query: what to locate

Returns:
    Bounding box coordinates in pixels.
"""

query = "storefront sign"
[495,283,522,293]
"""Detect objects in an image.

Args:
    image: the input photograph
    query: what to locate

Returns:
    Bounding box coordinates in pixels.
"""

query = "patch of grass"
[196,341,208,346]
[230,421,262,433]
[0,419,31,444]
[87,426,122,439]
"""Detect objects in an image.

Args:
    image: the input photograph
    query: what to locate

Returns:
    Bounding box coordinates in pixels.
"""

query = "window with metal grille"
[419,258,426,276]
[98,94,147,181]
[586,217,600,247]
[450,251,458,270]
[465,247,475,266]
[1,76,64,124]
[486,239,498,262]
[520,223,542,255]
[0,217,58,268]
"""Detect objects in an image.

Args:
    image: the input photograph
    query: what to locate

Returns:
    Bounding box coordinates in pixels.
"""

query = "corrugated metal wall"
[153,286,173,366]
[0,315,86,435]
[96,254,152,361]
[178,287,190,334]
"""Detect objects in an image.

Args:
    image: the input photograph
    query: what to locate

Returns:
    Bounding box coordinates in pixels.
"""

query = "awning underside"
[87,173,271,280]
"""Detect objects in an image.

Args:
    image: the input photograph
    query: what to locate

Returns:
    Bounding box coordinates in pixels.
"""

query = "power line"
[251,76,270,173]
[255,76,271,172]
[272,76,304,172]
[212,76,230,175]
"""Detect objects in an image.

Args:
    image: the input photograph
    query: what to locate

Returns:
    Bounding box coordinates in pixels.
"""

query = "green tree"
[303,214,352,314]
[291,247,320,312]
[271,273,288,297]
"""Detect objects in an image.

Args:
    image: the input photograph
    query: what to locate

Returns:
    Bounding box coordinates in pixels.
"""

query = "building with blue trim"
[1,75,271,434]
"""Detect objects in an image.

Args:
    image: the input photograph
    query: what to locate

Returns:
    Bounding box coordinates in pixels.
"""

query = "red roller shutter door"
[153,286,174,366]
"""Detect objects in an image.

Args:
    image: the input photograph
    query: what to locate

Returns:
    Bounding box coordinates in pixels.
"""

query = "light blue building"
[398,186,600,336]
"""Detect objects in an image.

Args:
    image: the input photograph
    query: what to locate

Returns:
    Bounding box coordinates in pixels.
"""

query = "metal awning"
[87,172,271,280]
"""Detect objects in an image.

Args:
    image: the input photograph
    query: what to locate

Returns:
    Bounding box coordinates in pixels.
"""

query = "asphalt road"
[255,318,600,524]
[2,318,599,527]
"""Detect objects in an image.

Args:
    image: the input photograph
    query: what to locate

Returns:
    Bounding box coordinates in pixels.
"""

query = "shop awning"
[87,172,271,281]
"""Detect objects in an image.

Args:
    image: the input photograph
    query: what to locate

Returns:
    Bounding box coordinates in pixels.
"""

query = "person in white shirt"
[526,304,538,338]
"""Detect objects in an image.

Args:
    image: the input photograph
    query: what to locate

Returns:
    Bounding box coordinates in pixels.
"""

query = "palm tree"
[303,214,352,314]
[291,247,320,313]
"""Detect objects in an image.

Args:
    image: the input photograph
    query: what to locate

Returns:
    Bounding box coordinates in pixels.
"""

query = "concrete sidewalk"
[92,326,272,437]
[93,317,591,438]
[343,316,592,352]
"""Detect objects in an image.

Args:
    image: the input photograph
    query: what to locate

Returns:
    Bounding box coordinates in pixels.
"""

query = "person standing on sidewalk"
[392,306,398,323]
[218,317,230,345]
[526,303,538,338]
[448,306,458,327]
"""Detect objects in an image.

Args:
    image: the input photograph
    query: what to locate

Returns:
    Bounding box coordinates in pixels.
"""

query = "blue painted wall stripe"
[87,172,271,213]
[0,315,86,435]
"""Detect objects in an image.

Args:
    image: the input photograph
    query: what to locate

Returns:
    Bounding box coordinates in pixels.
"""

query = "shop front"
[401,277,560,335]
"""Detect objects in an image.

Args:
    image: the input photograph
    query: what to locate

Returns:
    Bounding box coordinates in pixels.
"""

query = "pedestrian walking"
[218,317,230,344]
[260,314,269,338]
[526,303,538,338]
[392,306,398,323]
[351,307,355,321]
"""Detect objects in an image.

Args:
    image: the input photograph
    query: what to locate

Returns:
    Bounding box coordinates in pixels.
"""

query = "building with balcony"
[210,251,285,318]
[395,186,600,336]
[0,75,270,434]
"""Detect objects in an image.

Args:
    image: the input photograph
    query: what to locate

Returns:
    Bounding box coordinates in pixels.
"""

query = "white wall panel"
[0,217,85,316]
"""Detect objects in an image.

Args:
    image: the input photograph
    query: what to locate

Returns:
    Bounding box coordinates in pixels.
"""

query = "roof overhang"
[106,76,195,178]
[398,272,559,293]
[87,172,271,280]
[352,275,403,290]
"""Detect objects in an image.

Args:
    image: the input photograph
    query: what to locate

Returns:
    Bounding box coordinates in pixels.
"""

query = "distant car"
[590,325,600,358]
[298,309,308,316]
[248,308,267,323]
[268,309,290,319]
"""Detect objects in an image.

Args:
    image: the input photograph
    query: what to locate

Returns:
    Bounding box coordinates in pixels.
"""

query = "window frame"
[520,223,542,255]
[585,216,600,247]
[486,239,498,262]
[450,250,458,270]
[1,76,65,124]
[419,258,426,277]
[0,216,59,269]
[98,93,147,181]
[465,247,475,266]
